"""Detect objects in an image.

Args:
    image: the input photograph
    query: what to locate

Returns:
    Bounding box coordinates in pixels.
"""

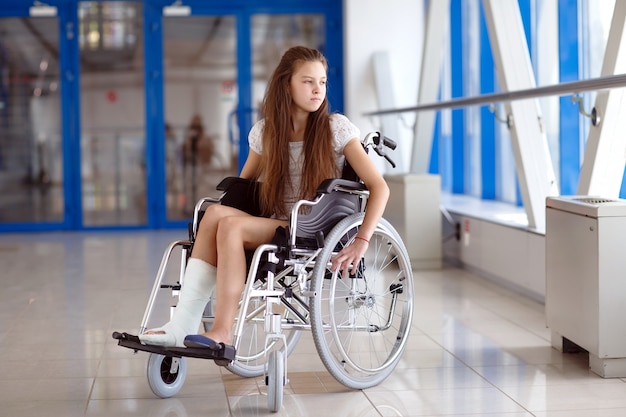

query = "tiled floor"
[1,230,625,416]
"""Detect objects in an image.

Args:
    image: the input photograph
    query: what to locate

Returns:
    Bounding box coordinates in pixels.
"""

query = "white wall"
[343,0,424,174]
[443,214,546,301]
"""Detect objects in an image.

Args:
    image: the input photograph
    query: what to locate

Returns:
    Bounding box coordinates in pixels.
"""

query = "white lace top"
[248,113,360,216]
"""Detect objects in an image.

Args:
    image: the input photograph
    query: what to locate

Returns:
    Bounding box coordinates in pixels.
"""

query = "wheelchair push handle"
[375,133,397,150]
[363,132,397,168]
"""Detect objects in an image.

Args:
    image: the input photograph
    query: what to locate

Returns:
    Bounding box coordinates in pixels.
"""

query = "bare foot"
[201,330,231,346]
[143,329,165,335]
[139,325,183,347]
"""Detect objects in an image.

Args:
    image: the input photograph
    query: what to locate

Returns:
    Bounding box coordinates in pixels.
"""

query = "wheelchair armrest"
[217,176,253,192]
[316,178,367,194]
[216,176,264,217]
[189,177,263,239]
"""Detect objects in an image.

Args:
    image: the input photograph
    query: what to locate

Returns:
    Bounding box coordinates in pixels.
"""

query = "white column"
[482,0,558,232]
[343,0,423,174]
[373,51,404,172]
[410,0,450,174]
[577,1,626,198]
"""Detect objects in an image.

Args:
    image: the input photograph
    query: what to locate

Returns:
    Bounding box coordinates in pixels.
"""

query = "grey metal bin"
[546,196,626,377]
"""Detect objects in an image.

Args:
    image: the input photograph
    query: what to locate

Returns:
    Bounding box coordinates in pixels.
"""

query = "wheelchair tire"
[310,213,413,389]
[146,354,187,398]
[266,349,285,412]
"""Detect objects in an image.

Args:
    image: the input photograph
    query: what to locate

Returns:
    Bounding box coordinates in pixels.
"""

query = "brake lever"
[364,132,397,168]
[384,154,396,168]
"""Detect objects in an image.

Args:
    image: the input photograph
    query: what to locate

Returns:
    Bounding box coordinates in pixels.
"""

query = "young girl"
[140,46,390,349]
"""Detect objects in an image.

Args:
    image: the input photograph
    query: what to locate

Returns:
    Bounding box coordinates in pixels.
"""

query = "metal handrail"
[364,72,626,117]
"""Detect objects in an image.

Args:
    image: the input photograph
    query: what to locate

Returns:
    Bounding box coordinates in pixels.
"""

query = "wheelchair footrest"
[111,332,236,366]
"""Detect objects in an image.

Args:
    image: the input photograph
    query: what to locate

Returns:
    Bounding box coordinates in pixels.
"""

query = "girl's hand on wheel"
[331,237,369,278]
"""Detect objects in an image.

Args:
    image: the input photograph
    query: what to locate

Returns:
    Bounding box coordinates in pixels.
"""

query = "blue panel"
[0,223,69,233]
[57,2,82,229]
[0,3,29,17]
[479,2,495,200]
[236,11,252,173]
[323,4,344,114]
[518,0,533,57]
[429,112,440,175]
[436,113,454,191]
[558,0,580,196]
[450,0,464,194]
[517,0,532,207]
[143,1,165,228]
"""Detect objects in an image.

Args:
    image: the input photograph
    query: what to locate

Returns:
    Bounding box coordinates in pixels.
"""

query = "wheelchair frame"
[113,132,414,412]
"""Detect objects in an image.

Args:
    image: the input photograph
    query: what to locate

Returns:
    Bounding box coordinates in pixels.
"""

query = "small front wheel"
[146,354,187,398]
[266,350,285,412]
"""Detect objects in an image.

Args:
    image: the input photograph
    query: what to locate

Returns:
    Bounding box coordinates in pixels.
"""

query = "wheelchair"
[113,132,414,412]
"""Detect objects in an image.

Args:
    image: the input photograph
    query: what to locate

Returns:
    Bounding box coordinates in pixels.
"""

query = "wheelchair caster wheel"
[147,353,187,398]
[266,350,285,412]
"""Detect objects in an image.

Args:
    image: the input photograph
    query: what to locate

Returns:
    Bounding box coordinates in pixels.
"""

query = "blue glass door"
[0,13,64,227]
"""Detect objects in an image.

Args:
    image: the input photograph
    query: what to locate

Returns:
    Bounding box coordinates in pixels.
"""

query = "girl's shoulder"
[250,118,266,133]
[329,113,360,149]
[329,113,351,127]
[248,119,266,153]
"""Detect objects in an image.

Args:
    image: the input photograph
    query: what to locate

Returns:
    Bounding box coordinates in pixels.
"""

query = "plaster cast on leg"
[139,258,216,347]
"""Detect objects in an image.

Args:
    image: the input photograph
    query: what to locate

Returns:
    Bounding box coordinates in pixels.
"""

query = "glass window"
[163,15,237,220]
[251,14,325,122]
[0,16,63,224]
[79,1,145,227]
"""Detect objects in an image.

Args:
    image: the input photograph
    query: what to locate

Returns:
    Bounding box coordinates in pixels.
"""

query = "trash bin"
[546,196,626,377]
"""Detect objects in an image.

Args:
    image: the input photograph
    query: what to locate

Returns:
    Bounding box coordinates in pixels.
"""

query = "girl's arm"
[343,138,389,239]
[239,149,261,179]
[331,138,390,276]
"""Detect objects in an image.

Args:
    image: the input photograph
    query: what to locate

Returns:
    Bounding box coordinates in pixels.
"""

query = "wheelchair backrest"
[292,191,361,245]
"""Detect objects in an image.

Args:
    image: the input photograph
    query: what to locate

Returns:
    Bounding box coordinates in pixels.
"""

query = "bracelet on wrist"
[355,236,369,244]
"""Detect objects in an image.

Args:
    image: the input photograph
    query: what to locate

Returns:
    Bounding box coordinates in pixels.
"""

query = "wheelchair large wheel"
[310,213,413,389]
[203,279,306,378]
[146,353,187,398]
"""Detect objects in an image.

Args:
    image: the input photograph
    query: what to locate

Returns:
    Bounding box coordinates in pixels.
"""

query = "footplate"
[112,332,236,366]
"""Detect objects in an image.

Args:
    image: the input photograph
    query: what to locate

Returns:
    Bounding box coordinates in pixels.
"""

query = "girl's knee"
[203,203,223,218]
[215,215,242,239]
[197,204,224,235]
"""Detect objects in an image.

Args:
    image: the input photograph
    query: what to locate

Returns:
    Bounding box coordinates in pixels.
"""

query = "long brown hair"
[256,46,338,218]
